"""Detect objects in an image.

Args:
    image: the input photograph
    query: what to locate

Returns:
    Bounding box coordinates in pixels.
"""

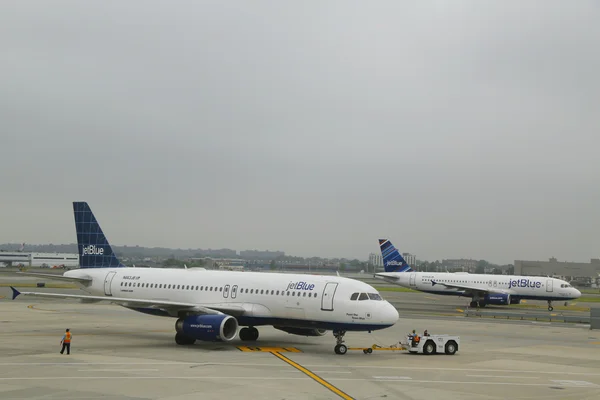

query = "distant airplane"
[374,239,581,311]
[8,203,399,355]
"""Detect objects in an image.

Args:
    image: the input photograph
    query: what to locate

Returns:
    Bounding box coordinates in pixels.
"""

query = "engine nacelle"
[175,314,238,342]
[273,326,328,337]
[484,293,510,305]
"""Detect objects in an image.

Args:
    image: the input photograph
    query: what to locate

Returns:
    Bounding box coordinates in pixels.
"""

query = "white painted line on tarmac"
[1,362,600,377]
[77,369,159,372]
[373,376,412,380]
[466,374,539,379]
[0,376,596,387]
[312,371,352,374]
[550,380,599,387]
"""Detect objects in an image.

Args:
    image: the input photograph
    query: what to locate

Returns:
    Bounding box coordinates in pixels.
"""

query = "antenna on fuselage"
[184,264,188,270]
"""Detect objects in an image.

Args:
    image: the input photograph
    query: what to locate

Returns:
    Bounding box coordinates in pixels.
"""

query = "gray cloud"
[1,1,599,264]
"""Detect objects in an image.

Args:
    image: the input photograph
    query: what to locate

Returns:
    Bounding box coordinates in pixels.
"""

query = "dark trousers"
[60,343,71,354]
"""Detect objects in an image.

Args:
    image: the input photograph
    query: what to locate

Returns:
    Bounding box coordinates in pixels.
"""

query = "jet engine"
[273,326,328,336]
[175,314,238,342]
[483,293,510,305]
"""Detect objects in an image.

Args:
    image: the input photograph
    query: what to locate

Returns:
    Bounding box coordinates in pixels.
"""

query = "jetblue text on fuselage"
[82,245,105,256]
[509,279,541,289]
[287,281,315,291]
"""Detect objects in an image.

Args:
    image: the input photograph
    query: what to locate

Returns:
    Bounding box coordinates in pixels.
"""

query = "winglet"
[10,286,21,300]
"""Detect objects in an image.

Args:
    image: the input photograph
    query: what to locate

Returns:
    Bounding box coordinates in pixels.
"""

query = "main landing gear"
[239,326,259,341]
[333,330,348,355]
[547,300,554,312]
[469,300,486,308]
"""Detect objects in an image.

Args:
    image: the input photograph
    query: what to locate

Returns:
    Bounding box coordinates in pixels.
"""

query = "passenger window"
[358,293,369,301]
[250,289,253,294]
[287,292,290,296]
[292,292,295,296]
[276,290,280,295]
[271,290,274,295]
[350,293,359,300]
[219,287,222,291]
[303,292,306,297]
[261,290,264,294]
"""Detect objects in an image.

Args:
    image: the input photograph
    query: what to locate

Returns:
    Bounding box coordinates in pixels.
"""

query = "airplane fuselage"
[68,267,399,331]
[376,271,581,302]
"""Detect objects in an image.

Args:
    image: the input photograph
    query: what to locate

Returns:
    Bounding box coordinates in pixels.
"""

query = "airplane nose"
[381,302,399,325]
[574,288,582,298]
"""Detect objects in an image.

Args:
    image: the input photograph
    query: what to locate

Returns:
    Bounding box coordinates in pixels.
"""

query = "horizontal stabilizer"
[374,272,400,281]
[15,272,92,283]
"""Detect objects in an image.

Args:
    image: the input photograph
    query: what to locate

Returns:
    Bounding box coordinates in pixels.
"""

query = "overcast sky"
[1,1,599,264]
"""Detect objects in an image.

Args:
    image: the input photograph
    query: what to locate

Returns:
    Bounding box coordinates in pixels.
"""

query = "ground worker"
[411,331,421,347]
[60,329,72,355]
[424,329,430,336]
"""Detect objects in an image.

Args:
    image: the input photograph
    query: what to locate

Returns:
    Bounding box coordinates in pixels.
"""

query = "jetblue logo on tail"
[81,245,105,256]
[378,239,413,273]
[73,202,124,269]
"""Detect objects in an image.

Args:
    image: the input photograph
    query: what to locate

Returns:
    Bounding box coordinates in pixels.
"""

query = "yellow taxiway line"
[270,352,354,400]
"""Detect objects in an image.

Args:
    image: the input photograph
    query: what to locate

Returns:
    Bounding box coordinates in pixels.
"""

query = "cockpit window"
[358,293,369,301]
[350,293,359,300]
[561,284,573,288]
[368,293,383,301]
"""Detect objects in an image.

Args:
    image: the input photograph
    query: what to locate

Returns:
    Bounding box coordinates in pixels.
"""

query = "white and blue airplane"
[375,239,581,311]
[8,202,399,354]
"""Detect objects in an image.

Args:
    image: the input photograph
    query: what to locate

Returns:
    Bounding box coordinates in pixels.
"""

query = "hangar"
[0,251,79,268]
[514,257,600,281]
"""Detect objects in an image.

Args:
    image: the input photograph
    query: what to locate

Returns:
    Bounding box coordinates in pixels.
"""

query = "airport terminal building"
[515,257,600,281]
[0,251,79,268]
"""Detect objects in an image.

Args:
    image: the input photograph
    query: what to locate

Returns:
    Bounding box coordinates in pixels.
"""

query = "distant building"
[515,258,600,279]
[402,252,416,267]
[0,251,79,268]
[442,258,478,272]
[368,253,383,268]
[239,250,284,260]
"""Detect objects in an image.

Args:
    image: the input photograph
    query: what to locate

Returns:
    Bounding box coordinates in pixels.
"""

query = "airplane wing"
[9,272,92,283]
[431,280,512,295]
[9,287,246,317]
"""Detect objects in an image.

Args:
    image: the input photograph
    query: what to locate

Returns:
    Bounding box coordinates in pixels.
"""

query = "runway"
[1,285,599,400]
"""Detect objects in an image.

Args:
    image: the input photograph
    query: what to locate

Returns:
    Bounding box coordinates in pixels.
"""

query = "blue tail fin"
[378,239,413,272]
[73,202,125,269]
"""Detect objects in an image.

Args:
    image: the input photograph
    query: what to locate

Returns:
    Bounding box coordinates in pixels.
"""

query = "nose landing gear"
[547,301,554,312]
[333,330,348,355]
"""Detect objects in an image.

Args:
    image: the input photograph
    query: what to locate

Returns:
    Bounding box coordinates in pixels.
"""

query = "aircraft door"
[409,273,416,287]
[104,271,117,296]
[231,285,238,299]
[321,282,338,311]
[546,279,553,292]
[223,285,230,298]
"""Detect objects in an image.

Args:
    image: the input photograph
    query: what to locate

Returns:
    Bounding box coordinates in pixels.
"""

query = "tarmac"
[1,285,600,400]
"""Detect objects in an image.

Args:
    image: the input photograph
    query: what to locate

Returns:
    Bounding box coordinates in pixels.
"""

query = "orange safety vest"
[64,332,71,343]
[414,335,420,343]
